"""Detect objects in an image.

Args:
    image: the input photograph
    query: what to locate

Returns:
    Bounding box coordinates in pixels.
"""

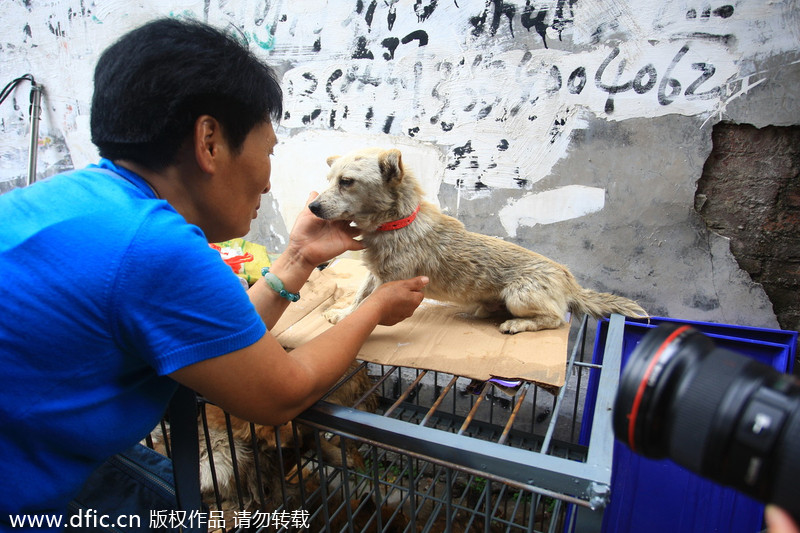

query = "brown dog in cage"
[309,147,647,334]
[148,361,378,524]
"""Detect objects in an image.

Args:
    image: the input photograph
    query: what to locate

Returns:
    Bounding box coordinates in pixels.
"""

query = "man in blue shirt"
[0,18,428,529]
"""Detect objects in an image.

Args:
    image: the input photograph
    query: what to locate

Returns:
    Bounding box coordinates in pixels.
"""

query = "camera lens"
[613,323,800,520]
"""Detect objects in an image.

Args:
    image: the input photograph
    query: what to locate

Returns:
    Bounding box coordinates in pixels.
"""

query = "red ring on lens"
[628,325,691,452]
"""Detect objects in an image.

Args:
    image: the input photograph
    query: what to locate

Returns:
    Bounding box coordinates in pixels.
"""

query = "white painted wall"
[2,0,798,327]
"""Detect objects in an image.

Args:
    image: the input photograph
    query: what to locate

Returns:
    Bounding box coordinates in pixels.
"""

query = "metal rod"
[312,429,332,531]
[571,327,590,443]
[445,468,453,532]
[483,478,492,533]
[497,382,530,445]
[541,315,588,454]
[583,314,624,476]
[338,438,355,530]
[547,499,564,533]
[158,419,171,458]
[222,412,246,509]
[370,446,384,532]
[27,83,42,186]
[419,375,458,427]
[383,369,427,417]
[407,453,418,532]
[457,385,488,436]
[247,422,268,508]
[198,404,223,512]
[356,365,399,407]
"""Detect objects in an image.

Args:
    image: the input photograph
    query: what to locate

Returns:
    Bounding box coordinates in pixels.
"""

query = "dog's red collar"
[376,205,421,231]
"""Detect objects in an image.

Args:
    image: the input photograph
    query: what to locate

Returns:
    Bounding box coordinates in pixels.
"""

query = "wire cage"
[147,315,625,533]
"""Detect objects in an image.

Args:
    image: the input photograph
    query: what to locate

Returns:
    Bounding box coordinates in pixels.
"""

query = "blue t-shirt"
[0,160,266,528]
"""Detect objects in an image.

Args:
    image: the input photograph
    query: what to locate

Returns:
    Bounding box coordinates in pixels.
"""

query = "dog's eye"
[339,177,355,187]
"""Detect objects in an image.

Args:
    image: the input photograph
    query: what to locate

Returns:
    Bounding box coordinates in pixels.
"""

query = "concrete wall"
[2,1,799,329]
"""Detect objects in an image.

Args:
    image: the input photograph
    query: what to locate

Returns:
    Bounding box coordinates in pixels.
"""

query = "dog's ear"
[326,155,340,167]
[378,149,403,183]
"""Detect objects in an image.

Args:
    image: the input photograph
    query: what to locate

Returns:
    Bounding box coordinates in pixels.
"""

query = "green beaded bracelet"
[261,267,300,302]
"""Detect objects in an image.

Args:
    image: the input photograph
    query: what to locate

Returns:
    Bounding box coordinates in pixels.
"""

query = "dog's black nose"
[308,201,323,217]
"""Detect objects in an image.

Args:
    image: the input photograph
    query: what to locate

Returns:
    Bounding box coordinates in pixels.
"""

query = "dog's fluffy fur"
[309,147,646,334]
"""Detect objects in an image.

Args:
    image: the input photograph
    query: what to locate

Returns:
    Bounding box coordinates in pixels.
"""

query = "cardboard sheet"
[272,259,569,388]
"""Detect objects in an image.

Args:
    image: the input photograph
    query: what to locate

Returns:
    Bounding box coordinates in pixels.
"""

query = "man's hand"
[359,276,429,326]
[285,192,364,269]
[766,506,800,533]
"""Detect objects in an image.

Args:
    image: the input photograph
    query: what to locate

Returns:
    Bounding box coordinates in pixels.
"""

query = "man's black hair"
[91,18,283,170]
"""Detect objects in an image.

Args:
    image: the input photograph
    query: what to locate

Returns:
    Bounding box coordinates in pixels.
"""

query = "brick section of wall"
[695,123,800,347]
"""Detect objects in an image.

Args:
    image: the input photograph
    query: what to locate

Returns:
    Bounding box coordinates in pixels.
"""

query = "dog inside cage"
[146,317,608,533]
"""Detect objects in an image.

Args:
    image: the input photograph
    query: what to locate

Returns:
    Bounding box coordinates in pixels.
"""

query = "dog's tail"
[570,288,648,320]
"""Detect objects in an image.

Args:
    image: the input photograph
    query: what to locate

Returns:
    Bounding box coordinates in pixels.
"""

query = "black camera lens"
[613,323,800,521]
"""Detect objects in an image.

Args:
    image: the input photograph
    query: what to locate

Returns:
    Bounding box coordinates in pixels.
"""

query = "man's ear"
[326,155,340,167]
[194,115,224,173]
[378,149,403,183]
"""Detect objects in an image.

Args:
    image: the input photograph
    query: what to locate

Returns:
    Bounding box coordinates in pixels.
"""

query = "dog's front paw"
[323,307,350,324]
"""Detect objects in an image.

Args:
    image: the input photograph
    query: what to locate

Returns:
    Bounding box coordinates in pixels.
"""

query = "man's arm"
[169,276,427,425]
